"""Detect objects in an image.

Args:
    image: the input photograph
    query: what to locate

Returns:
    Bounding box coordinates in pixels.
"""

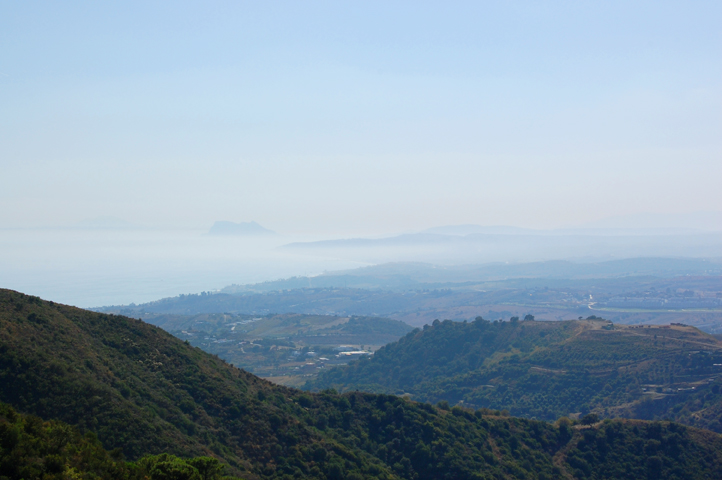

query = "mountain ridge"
[308,316,722,432]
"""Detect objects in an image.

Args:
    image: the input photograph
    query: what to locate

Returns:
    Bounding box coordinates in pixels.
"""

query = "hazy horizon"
[3,209,722,236]
[2,2,721,307]
[1,224,721,308]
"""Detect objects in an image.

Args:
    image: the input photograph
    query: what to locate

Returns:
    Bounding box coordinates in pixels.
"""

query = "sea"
[0,228,364,308]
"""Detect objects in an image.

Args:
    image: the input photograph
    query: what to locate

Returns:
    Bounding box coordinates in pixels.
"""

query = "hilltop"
[4,289,722,479]
[308,317,722,432]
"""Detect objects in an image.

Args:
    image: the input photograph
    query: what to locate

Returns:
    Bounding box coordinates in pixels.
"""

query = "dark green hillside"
[0,289,393,478]
[558,418,722,479]
[0,401,134,479]
[5,400,722,480]
[0,402,238,480]
[308,317,722,431]
[4,289,722,479]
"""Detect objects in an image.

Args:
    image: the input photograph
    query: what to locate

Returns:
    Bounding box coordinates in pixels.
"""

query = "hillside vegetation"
[0,402,239,480]
[308,317,722,431]
[3,289,722,479]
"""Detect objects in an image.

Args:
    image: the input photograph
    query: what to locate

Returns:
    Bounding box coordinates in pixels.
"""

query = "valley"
[141,312,411,387]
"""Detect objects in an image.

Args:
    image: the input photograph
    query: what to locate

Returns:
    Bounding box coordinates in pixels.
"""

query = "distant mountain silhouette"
[281,230,722,264]
[580,211,722,231]
[208,220,275,236]
[424,224,539,235]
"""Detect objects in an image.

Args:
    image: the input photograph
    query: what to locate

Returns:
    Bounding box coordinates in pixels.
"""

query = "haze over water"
[3,216,721,308]
[1,2,720,307]
[0,228,364,308]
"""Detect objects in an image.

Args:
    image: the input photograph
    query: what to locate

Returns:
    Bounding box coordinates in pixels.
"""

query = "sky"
[1,1,721,235]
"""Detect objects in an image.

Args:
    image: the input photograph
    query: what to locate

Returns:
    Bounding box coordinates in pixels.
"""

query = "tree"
[187,457,224,480]
[646,456,662,479]
[139,454,202,480]
[581,413,599,425]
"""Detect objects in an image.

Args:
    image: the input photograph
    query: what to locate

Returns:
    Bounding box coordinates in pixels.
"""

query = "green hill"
[0,401,238,480]
[307,317,722,431]
[3,289,722,479]
[0,401,134,479]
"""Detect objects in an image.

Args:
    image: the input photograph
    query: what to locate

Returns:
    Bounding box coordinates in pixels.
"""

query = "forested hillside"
[308,317,722,431]
[3,289,722,479]
[0,402,238,480]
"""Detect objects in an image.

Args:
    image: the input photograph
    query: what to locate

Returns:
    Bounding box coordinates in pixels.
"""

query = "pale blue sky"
[1,1,720,234]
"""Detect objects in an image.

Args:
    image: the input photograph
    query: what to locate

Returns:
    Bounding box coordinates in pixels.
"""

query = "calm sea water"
[0,229,364,308]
